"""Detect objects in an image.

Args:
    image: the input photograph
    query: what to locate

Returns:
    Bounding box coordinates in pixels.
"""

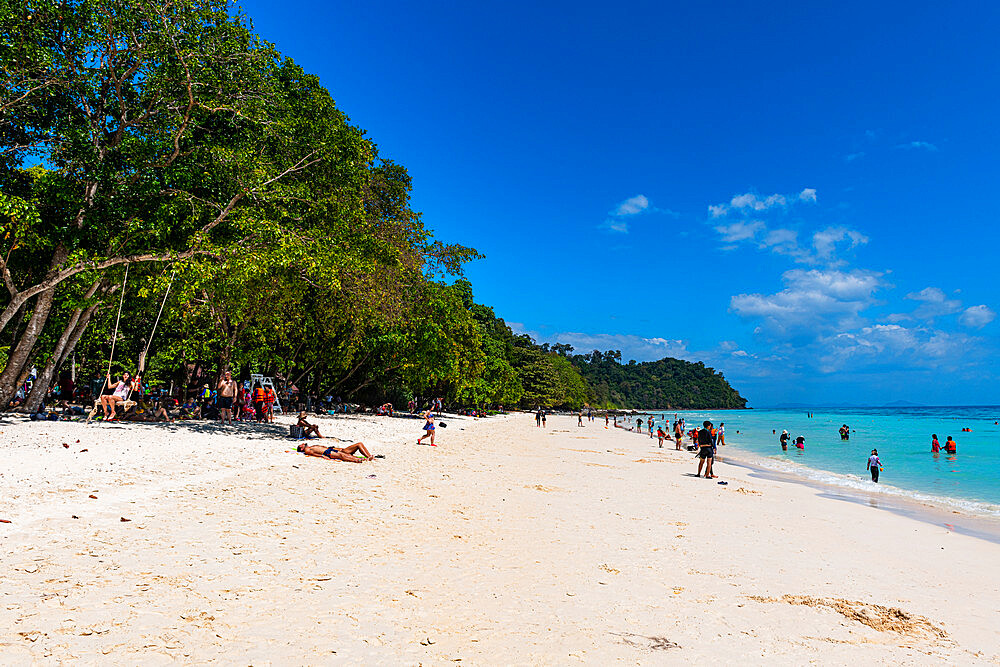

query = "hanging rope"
[138,270,176,373]
[107,264,129,376]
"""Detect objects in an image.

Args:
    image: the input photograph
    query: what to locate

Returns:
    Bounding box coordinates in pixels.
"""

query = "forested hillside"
[569,351,748,410]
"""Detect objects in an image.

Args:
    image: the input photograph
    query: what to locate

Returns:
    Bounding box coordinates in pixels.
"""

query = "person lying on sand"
[297,412,323,438]
[297,442,374,462]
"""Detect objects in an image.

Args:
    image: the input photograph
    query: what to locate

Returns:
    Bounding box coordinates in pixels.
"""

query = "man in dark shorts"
[297,441,374,462]
[696,420,716,478]
[217,371,238,425]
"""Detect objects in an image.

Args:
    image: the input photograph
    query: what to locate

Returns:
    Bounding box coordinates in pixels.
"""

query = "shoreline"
[720,445,1000,544]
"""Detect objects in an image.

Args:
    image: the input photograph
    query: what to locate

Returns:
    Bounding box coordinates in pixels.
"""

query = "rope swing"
[107,264,129,376]
[138,270,176,373]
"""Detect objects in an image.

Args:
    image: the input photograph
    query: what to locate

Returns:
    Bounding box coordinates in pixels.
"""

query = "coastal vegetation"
[0,0,745,412]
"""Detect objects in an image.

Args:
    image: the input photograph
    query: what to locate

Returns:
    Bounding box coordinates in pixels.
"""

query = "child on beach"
[867,449,882,483]
[656,427,667,448]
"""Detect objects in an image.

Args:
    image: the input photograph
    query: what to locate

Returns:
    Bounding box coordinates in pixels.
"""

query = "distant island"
[565,350,748,410]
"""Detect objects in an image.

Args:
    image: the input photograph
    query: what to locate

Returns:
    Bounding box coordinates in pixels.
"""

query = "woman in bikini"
[100,372,138,421]
[417,409,436,446]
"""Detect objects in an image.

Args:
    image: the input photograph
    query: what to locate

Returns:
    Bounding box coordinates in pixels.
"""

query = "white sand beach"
[2,413,999,664]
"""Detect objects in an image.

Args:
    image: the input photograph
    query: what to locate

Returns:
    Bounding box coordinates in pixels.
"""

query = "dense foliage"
[0,0,746,413]
[568,351,748,410]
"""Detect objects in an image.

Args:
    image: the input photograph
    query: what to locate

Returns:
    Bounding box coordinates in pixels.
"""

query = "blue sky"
[240,0,1000,406]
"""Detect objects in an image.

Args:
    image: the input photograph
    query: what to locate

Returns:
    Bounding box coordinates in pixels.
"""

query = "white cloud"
[811,226,869,262]
[709,188,816,219]
[507,323,692,362]
[816,325,978,373]
[600,218,629,233]
[897,141,938,151]
[730,268,885,338]
[959,305,996,329]
[714,220,764,243]
[613,194,649,216]
[601,194,664,233]
[845,152,865,162]
[905,287,962,319]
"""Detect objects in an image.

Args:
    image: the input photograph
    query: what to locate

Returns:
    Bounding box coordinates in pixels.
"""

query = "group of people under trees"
[90,370,278,424]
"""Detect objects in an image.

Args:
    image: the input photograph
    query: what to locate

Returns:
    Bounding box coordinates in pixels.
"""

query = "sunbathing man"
[297,441,374,462]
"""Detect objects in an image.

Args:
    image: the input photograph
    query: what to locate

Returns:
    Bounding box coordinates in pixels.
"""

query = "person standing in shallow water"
[868,449,882,482]
[931,434,940,453]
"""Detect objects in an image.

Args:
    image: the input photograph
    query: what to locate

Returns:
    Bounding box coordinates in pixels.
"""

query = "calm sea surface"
[646,407,1000,516]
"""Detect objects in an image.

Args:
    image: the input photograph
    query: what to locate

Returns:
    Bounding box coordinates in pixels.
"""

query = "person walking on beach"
[417,409,436,446]
[578,411,584,427]
[541,411,546,427]
[535,409,542,427]
[656,426,667,448]
[217,371,237,425]
[944,436,957,454]
[716,422,726,447]
[931,433,941,453]
[696,420,716,478]
[867,449,882,482]
[673,419,683,450]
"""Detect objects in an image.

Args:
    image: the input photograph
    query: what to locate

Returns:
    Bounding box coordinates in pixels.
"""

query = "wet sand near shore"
[2,413,999,663]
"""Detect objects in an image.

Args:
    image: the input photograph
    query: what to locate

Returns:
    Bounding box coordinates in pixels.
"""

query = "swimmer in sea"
[931,433,940,453]
[944,436,957,454]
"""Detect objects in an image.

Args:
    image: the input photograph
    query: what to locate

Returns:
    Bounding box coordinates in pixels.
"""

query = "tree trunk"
[21,281,103,413]
[0,244,69,408]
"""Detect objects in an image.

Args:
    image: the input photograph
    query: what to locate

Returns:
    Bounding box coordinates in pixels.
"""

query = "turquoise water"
[649,407,1000,515]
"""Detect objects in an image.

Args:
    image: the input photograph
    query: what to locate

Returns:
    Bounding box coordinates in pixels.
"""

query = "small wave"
[728,448,1000,518]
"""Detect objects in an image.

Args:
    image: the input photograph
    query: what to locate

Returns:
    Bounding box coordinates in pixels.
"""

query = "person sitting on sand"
[297,412,323,439]
[100,372,139,421]
[179,399,201,419]
[297,441,374,462]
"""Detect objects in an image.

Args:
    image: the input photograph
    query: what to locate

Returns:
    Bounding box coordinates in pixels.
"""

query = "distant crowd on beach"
[531,409,730,481]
